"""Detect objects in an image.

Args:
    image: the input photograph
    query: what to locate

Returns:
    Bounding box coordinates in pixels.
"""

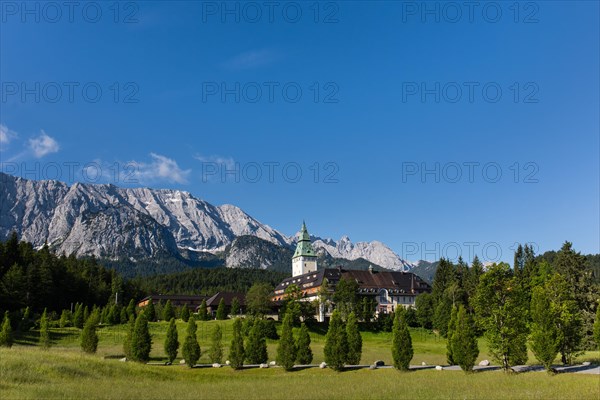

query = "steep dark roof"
[274,267,430,296]
[204,292,245,307]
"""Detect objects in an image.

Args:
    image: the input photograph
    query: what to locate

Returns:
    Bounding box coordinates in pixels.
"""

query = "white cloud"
[131,153,191,184]
[0,124,18,146]
[224,49,277,70]
[28,131,60,158]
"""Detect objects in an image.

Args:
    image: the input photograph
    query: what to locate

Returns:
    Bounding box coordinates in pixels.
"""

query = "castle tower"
[292,221,317,277]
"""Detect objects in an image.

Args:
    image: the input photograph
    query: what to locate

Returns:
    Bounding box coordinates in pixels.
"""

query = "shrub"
[0,311,13,347]
[182,317,200,367]
[277,312,297,371]
[164,318,179,363]
[229,318,245,369]
[208,324,224,364]
[324,310,348,371]
[346,312,362,365]
[130,314,152,362]
[295,322,313,365]
[392,306,413,371]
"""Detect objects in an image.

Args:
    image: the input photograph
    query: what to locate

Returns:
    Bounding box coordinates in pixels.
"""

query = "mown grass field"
[1,319,599,399]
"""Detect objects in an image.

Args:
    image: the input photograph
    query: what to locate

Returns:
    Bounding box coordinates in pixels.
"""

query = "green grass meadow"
[1,320,598,399]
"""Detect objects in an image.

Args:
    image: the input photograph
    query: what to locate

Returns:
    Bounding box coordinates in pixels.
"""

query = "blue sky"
[1,1,598,263]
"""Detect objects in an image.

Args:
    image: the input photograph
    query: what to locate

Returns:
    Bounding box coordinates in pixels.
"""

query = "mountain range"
[0,172,421,275]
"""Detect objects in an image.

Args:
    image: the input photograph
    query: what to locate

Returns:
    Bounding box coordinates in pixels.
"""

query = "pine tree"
[231,297,241,317]
[433,295,453,337]
[277,311,297,370]
[474,263,529,371]
[208,324,224,364]
[163,300,175,322]
[80,314,99,354]
[182,317,201,367]
[0,311,13,347]
[593,304,600,350]
[83,305,89,322]
[229,318,245,370]
[123,314,135,359]
[73,303,84,329]
[197,299,208,321]
[130,314,152,362]
[181,304,191,322]
[120,307,128,324]
[530,286,559,371]
[392,306,413,371]
[126,299,136,319]
[295,322,313,365]
[415,293,434,329]
[164,318,179,364]
[346,312,362,365]
[39,308,51,349]
[216,298,227,320]
[59,309,71,328]
[324,310,348,371]
[446,305,458,364]
[20,306,32,331]
[450,305,479,373]
[245,317,268,364]
[145,301,156,322]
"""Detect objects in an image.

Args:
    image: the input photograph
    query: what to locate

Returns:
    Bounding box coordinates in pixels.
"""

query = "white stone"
[212,363,221,368]
[478,360,490,366]
[435,366,443,371]
[582,361,591,366]
[225,360,231,366]
[119,357,127,362]
[260,363,269,369]
[421,362,426,366]
[179,360,186,365]
[269,361,276,366]
[319,362,327,369]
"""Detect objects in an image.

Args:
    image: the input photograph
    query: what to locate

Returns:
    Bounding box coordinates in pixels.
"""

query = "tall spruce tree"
[229,318,245,370]
[164,318,179,363]
[391,306,413,371]
[446,305,458,364]
[180,304,191,322]
[450,306,479,373]
[80,314,99,353]
[59,310,70,328]
[73,303,84,329]
[245,317,268,364]
[231,297,241,317]
[163,300,175,322]
[216,298,227,320]
[123,314,135,359]
[126,299,136,319]
[277,311,297,370]
[39,308,51,349]
[346,312,362,365]
[20,306,32,331]
[145,301,156,322]
[295,322,313,365]
[182,317,200,367]
[530,286,559,371]
[130,313,152,362]
[474,263,528,371]
[197,300,208,321]
[324,310,348,371]
[415,293,434,329]
[208,324,224,364]
[0,311,13,347]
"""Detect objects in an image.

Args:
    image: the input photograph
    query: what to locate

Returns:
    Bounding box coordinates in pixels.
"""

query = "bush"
[450,306,479,373]
[216,299,227,320]
[59,310,71,328]
[180,305,190,322]
[123,314,135,359]
[197,299,208,321]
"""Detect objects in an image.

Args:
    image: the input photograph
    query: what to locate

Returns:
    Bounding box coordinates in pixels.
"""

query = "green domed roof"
[293,221,316,258]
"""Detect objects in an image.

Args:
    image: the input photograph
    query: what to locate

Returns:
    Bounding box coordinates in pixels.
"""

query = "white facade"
[292,255,317,277]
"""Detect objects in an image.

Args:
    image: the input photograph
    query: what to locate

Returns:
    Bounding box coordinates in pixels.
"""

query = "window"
[379,289,387,304]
